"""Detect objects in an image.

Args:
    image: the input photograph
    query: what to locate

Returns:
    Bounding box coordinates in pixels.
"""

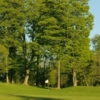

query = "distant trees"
[91,35,100,86]
[0,0,95,88]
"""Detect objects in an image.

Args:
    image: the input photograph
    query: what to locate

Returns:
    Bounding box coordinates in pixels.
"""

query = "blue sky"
[89,0,100,38]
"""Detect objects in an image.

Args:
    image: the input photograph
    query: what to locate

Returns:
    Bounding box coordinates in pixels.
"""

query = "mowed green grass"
[0,83,100,100]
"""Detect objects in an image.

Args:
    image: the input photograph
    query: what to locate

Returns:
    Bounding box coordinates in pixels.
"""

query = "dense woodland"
[0,0,99,88]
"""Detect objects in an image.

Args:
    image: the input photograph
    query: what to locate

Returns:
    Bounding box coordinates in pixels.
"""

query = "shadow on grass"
[8,94,68,100]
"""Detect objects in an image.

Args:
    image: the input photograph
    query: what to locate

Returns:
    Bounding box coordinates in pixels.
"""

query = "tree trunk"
[73,69,77,86]
[24,69,30,85]
[83,74,89,86]
[43,57,46,87]
[5,57,9,84]
[23,33,29,85]
[36,55,39,86]
[57,60,60,89]
[6,72,9,84]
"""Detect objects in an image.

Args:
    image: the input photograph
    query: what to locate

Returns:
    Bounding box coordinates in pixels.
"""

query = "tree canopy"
[0,0,96,88]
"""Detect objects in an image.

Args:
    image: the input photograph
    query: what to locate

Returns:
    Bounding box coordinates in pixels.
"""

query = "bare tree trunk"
[42,56,46,87]
[83,74,89,86]
[24,69,30,85]
[6,72,9,84]
[5,57,9,84]
[36,55,39,86]
[23,34,29,85]
[73,69,77,86]
[57,60,60,89]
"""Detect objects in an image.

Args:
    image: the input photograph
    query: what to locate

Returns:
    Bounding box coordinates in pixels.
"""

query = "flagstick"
[45,79,49,97]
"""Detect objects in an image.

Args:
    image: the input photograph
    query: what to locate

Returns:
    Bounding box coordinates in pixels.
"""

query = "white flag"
[45,79,49,83]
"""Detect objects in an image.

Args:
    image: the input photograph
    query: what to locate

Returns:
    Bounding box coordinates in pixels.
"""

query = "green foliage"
[0,0,94,87]
[49,67,57,87]
[91,35,100,86]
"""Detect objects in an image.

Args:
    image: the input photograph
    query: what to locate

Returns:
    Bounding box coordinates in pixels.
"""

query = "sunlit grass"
[0,82,100,100]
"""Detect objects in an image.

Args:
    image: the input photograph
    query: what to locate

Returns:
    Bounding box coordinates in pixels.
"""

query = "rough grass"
[0,82,100,100]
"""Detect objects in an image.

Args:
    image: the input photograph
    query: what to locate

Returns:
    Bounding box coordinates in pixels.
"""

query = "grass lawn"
[0,82,100,100]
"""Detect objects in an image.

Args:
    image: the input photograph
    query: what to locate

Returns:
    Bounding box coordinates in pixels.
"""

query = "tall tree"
[36,0,71,88]
[67,0,94,86]
[0,0,34,84]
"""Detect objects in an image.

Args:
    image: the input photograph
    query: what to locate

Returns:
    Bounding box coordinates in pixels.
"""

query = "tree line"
[0,0,99,88]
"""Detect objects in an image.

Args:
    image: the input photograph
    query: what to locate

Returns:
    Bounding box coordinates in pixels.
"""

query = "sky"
[89,0,100,38]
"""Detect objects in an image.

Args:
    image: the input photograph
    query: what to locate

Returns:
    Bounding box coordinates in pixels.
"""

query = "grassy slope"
[0,82,100,100]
